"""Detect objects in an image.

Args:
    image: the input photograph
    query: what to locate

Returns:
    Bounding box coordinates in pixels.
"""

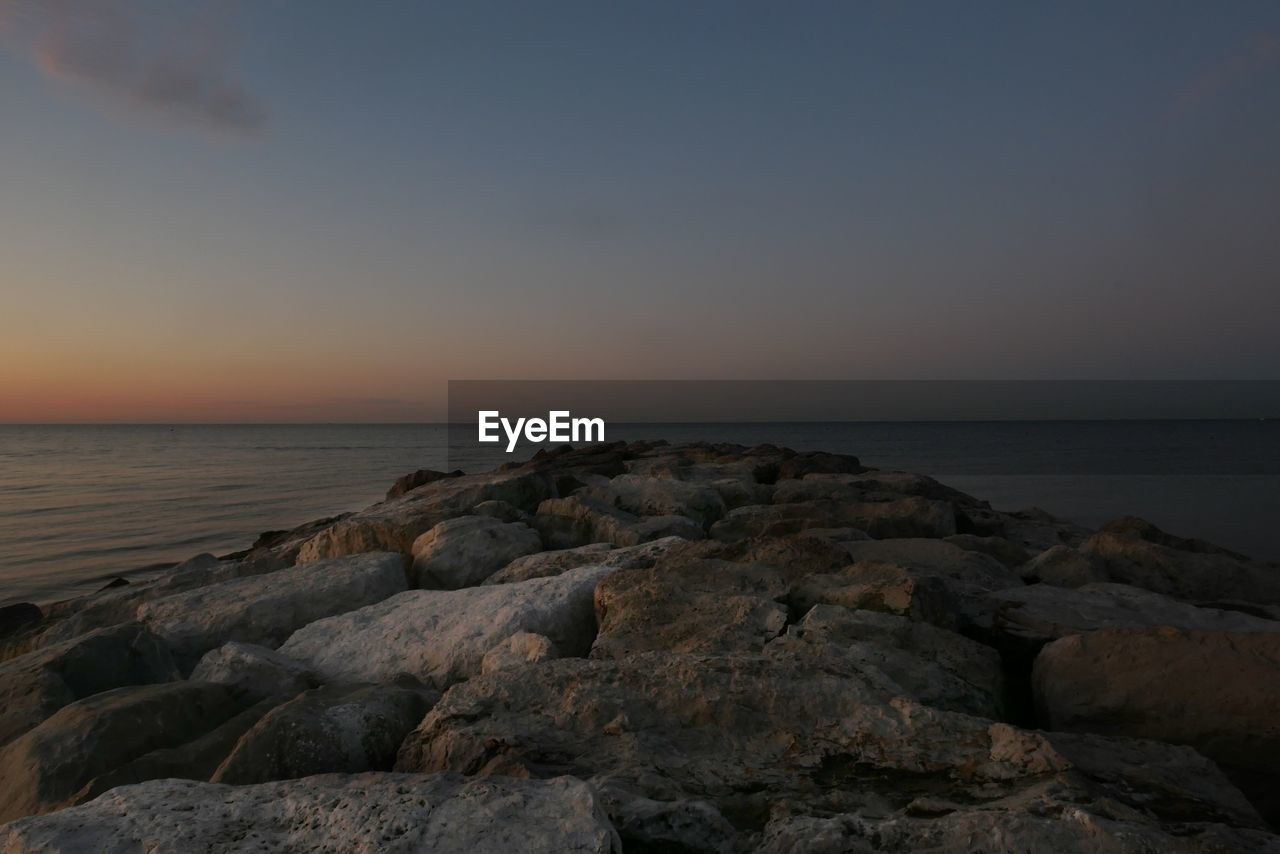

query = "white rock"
[409,516,542,589]
[0,773,621,853]
[280,565,615,688]
[137,552,406,670]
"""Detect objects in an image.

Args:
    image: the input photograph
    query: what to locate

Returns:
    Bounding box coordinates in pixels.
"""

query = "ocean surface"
[1,421,1277,606]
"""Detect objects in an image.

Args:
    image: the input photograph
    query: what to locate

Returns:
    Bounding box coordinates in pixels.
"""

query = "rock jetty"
[1,440,1278,852]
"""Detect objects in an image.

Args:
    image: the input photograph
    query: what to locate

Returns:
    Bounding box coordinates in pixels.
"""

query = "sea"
[1,421,1277,607]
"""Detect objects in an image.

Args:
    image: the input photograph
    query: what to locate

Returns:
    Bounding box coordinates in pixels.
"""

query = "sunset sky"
[2,1,1278,422]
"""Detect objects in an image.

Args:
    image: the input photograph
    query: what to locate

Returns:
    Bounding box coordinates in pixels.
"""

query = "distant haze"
[2,2,1278,422]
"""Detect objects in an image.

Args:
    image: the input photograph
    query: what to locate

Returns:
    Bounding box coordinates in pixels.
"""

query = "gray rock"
[486,542,615,584]
[581,473,727,527]
[943,534,1031,568]
[0,681,244,822]
[189,641,318,701]
[0,622,178,747]
[137,552,406,671]
[534,496,702,549]
[212,684,435,784]
[1018,544,1108,586]
[280,565,615,688]
[482,632,558,673]
[709,496,956,541]
[409,515,542,588]
[0,773,622,853]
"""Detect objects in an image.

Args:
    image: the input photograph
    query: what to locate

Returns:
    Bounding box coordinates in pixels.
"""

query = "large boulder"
[189,641,319,701]
[279,565,615,688]
[992,582,1280,649]
[409,515,542,588]
[591,560,788,658]
[534,496,702,549]
[484,537,684,585]
[137,552,406,671]
[581,473,727,528]
[396,650,1269,850]
[710,497,956,541]
[1033,627,1280,823]
[296,470,557,563]
[0,774,621,853]
[1017,544,1108,587]
[0,622,178,747]
[211,684,436,784]
[0,681,245,822]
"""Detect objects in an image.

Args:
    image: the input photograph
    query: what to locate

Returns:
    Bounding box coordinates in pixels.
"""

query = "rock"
[0,604,41,639]
[485,537,685,585]
[606,792,736,854]
[943,534,1031,568]
[0,681,245,822]
[0,623,178,747]
[0,773,621,853]
[783,605,1005,718]
[534,495,702,549]
[298,470,557,563]
[189,641,318,701]
[710,497,956,541]
[472,499,527,522]
[581,473,727,527]
[280,565,615,688]
[396,651,1268,846]
[386,467,464,500]
[409,516,542,588]
[789,539,1021,631]
[992,582,1280,649]
[656,534,852,583]
[1034,627,1280,823]
[591,560,788,658]
[1017,544,1108,586]
[1081,520,1280,605]
[482,632,558,673]
[211,684,435,784]
[138,552,406,671]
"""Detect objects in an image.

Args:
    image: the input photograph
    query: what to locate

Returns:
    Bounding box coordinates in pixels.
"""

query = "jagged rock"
[534,495,702,549]
[396,651,1268,846]
[482,632,558,673]
[591,560,788,658]
[386,468,464,500]
[472,499,527,522]
[783,605,1004,718]
[485,537,685,586]
[1081,520,1280,605]
[656,534,851,582]
[280,565,614,688]
[710,497,956,541]
[409,515,542,588]
[297,470,557,563]
[1034,627,1280,823]
[789,539,1020,631]
[991,582,1280,648]
[189,641,318,701]
[138,552,406,671]
[1017,544,1108,586]
[606,791,737,854]
[0,681,245,822]
[580,473,727,527]
[211,684,435,784]
[0,774,621,853]
[0,622,178,747]
[943,534,1031,567]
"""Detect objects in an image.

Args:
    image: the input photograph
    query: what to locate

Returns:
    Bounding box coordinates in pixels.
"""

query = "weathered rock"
[581,473,727,528]
[386,467,464,499]
[0,681,244,822]
[280,565,614,688]
[710,497,956,541]
[138,551,406,671]
[783,605,1005,719]
[482,632,558,673]
[1017,543,1108,586]
[606,791,737,854]
[397,651,1267,845]
[1034,627,1280,823]
[943,534,1031,568]
[534,495,703,549]
[189,641,318,701]
[0,622,178,747]
[211,684,435,784]
[656,534,852,583]
[591,560,788,658]
[485,542,614,584]
[472,498,527,522]
[992,582,1280,649]
[0,774,621,853]
[1081,520,1280,605]
[0,604,41,639]
[409,515,542,588]
[298,470,557,563]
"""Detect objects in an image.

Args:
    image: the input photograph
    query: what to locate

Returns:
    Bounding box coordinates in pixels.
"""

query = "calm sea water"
[1,422,1277,606]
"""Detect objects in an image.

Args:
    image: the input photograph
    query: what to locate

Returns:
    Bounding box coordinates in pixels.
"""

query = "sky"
[1,0,1278,422]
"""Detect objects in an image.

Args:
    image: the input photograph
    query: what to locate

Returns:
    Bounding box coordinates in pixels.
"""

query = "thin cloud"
[1175,31,1278,115]
[0,0,266,135]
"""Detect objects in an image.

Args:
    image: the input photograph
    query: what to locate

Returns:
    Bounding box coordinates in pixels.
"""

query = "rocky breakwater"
[0,439,1278,852]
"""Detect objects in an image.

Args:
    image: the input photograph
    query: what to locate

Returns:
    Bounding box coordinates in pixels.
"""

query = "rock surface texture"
[1,440,1277,851]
